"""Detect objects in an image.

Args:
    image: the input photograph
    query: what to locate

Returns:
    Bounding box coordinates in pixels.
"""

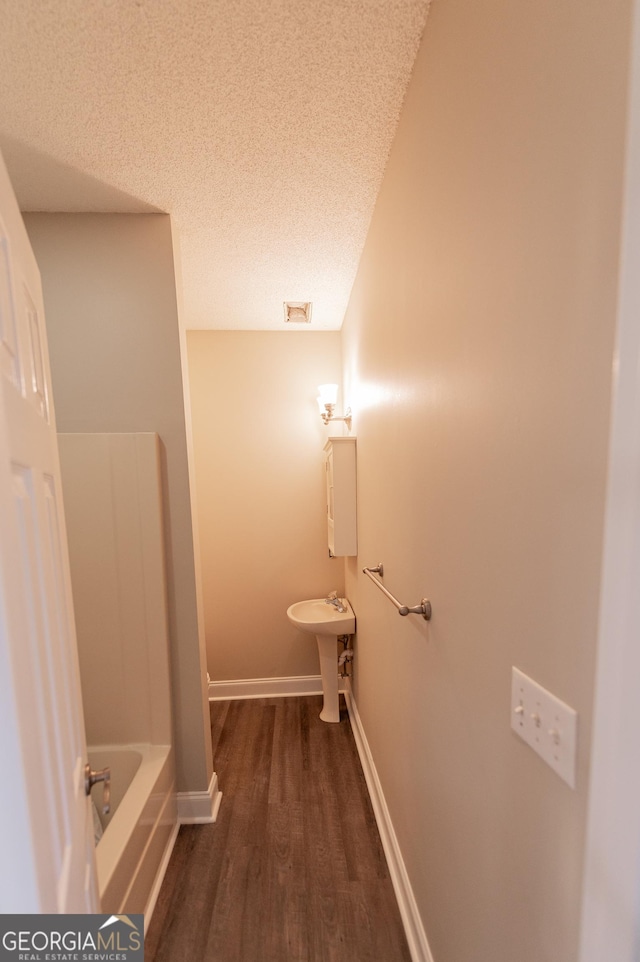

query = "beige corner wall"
[24,213,212,796]
[187,331,343,681]
[340,2,631,961]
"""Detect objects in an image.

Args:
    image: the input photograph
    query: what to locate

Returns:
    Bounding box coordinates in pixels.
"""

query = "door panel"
[0,222,21,390]
[0,150,98,913]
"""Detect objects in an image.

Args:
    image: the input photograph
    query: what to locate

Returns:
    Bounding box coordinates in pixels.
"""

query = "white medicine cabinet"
[324,436,357,557]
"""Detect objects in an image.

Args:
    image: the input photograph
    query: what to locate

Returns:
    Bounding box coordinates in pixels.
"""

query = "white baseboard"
[176,770,222,824]
[344,684,434,962]
[208,674,324,700]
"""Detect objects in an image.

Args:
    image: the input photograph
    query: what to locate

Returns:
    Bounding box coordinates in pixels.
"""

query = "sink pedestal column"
[315,632,340,723]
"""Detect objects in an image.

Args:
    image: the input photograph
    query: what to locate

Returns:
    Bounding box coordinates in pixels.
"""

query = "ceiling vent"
[284,301,312,324]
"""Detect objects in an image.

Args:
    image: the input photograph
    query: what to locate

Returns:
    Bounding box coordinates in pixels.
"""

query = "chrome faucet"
[325,590,348,613]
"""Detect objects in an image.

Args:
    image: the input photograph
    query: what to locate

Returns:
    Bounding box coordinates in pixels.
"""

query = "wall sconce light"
[317,383,352,428]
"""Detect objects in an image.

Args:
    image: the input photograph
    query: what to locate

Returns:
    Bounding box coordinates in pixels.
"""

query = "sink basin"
[286,598,355,636]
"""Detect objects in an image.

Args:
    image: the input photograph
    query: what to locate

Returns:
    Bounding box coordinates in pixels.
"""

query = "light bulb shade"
[316,396,326,414]
[318,383,338,406]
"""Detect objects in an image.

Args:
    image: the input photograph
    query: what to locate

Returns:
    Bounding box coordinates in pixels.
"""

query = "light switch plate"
[511,667,578,788]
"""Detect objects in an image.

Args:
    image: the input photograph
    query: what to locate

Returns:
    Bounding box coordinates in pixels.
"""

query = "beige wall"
[340,2,631,961]
[24,213,212,795]
[187,331,343,681]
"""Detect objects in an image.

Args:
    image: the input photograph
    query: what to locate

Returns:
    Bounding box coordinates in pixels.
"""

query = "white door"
[0,151,98,913]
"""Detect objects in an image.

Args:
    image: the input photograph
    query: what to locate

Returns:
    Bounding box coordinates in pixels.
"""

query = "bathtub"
[88,744,177,916]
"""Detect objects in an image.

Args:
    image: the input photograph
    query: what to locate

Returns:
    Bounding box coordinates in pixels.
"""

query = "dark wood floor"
[145,695,412,962]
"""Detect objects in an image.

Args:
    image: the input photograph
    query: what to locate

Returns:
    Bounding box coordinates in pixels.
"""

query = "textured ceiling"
[0,0,430,330]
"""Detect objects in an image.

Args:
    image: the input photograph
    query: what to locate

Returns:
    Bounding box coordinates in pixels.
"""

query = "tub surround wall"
[58,433,172,748]
[58,432,177,915]
[24,213,212,798]
[340,2,631,961]
[187,331,343,683]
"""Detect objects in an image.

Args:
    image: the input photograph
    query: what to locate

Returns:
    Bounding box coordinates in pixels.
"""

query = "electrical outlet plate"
[511,667,578,788]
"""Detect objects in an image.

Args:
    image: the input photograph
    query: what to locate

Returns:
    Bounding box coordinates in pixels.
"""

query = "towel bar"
[362,563,432,621]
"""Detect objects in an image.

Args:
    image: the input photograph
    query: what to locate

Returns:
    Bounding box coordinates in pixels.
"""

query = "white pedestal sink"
[286,598,356,723]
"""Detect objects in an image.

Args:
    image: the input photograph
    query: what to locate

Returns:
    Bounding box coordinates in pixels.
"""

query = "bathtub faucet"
[325,591,348,613]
